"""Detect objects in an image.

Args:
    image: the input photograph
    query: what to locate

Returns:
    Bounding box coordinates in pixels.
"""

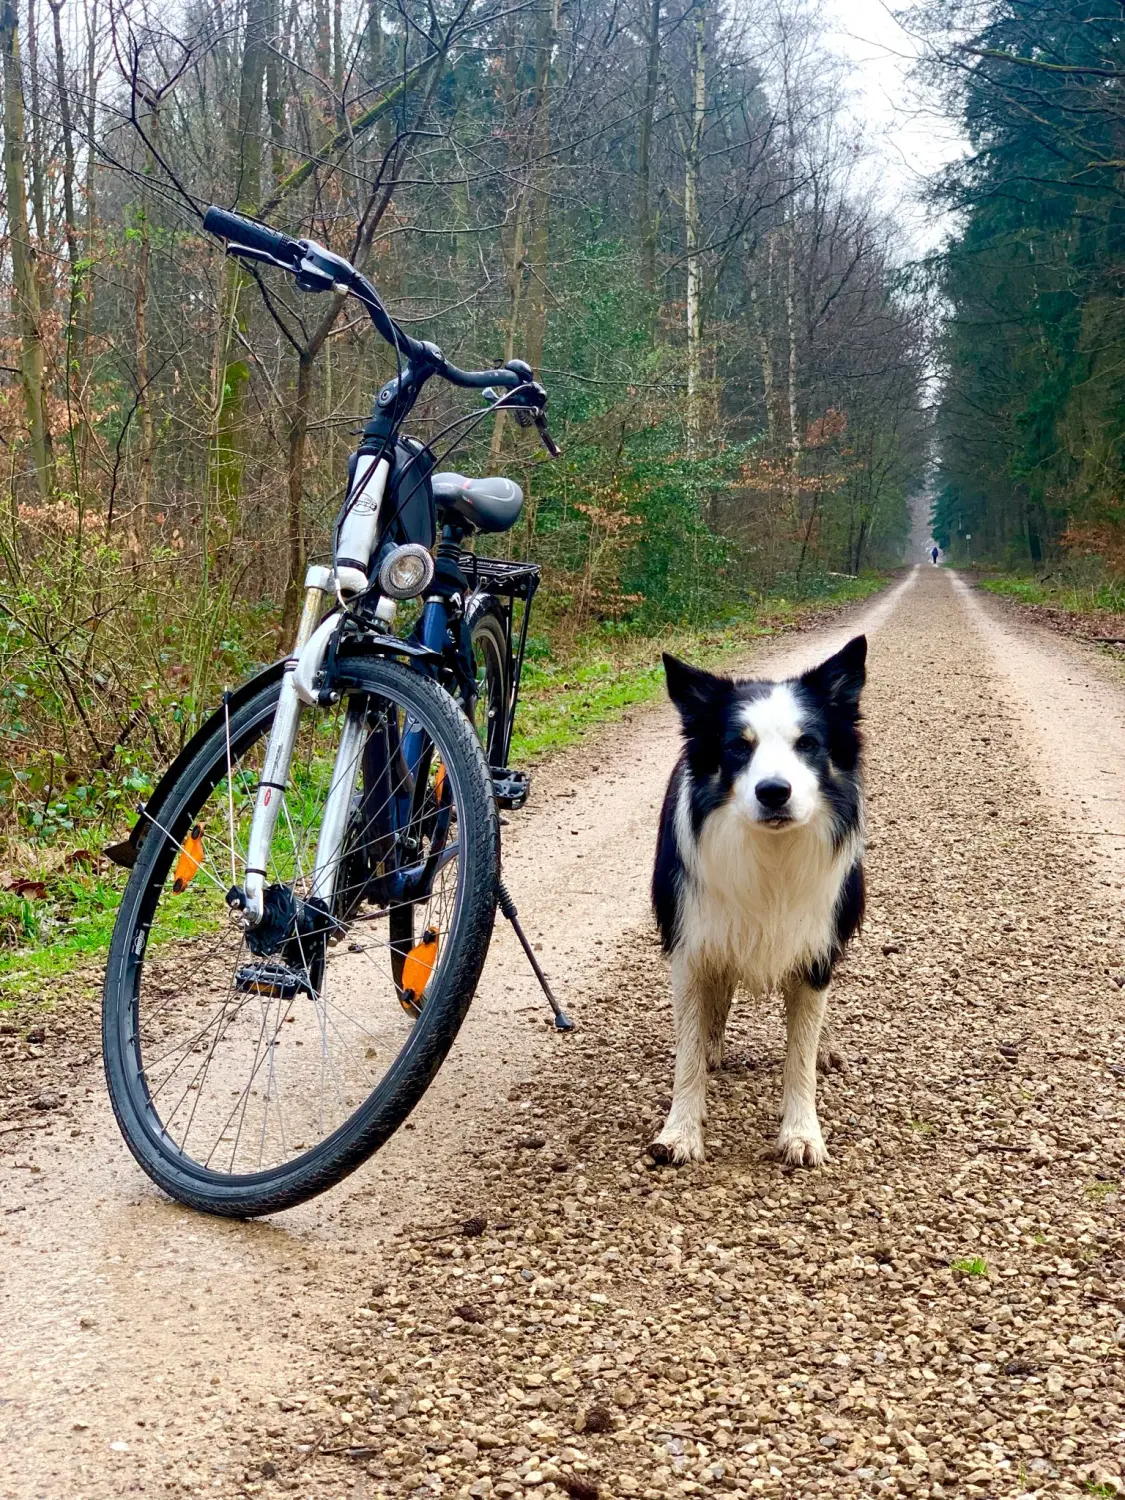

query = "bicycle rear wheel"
[102,655,498,1217]
[466,595,510,767]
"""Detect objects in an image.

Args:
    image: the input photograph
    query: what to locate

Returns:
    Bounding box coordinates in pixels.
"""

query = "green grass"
[951,1255,989,1277]
[0,875,123,1004]
[0,571,887,1006]
[1084,1178,1119,1202]
[980,575,1125,614]
[511,574,885,763]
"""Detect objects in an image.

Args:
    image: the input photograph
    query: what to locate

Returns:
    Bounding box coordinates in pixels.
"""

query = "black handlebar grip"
[203,206,299,265]
[443,364,521,390]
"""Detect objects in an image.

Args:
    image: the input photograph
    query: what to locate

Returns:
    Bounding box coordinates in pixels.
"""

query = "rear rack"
[458,549,540,780]
[457,550,540,602]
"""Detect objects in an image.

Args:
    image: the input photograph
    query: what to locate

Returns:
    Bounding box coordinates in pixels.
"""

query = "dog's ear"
[800,635,866,713]
[663,653,733,737]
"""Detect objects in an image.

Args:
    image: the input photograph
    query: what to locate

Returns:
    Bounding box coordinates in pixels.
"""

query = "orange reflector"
[434,762,447,802]
[400,926,439,1015]
[173,824,204,893]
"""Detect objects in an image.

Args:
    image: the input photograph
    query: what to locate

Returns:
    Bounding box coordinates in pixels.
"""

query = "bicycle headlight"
[378,543,435,600]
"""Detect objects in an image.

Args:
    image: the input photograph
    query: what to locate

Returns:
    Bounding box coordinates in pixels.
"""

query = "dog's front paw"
[649,1122,706,1165]
[775,1121,828,1168]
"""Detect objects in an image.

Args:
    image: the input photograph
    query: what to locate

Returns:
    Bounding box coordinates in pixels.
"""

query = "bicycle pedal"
[235,960,313,1000]
[492,768,530,809]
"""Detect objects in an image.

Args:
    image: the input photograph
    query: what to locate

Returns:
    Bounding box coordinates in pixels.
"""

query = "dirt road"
[3,566,1125,1500]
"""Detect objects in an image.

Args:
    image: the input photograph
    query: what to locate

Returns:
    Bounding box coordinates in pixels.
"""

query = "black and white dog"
[650,636,867,1167]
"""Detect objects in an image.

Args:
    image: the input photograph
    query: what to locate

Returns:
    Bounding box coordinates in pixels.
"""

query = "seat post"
[417,524,468,656]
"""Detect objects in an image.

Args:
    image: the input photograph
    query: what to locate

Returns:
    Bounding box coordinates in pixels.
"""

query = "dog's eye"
[795,733,818,753]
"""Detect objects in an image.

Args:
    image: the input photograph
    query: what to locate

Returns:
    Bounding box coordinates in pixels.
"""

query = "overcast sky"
[822,0,967,255]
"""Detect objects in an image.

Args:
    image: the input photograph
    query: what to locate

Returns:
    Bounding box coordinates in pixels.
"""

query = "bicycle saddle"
[431,472,524,533]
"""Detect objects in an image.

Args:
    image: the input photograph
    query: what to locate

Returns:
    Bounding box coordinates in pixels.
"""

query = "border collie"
[650,636,867,1167]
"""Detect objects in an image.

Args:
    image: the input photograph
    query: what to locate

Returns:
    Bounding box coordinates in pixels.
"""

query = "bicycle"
[102,207,568,1218]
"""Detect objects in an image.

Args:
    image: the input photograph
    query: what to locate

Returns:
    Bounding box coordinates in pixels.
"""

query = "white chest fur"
[674,775,861,992]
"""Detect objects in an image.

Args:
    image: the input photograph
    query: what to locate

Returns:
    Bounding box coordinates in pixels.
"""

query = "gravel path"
[4,566,1125,1500]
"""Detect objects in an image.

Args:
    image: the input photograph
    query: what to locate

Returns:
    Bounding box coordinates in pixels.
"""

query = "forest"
[0,0,930,857]
[926,0,1125,576]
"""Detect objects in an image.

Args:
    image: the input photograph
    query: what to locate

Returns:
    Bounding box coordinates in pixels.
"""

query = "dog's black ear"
[662,653,733,736]
[800,635,866,712]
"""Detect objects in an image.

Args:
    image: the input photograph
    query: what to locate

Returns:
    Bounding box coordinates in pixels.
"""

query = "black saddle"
[432,472,524,533]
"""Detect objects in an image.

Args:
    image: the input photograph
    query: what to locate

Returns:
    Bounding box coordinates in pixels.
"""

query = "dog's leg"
[777,975,829,1167]
[705,983,734,1071]
[650,955,719,1164]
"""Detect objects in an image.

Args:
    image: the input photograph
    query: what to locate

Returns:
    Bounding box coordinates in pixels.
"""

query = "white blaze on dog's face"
[734,684,822,828]
[661,637,867,840]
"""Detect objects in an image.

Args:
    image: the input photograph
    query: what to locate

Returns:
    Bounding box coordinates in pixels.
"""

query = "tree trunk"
[1,0,52,497]
[48,0,82,493]
[214,0,270,519]
[523,0,558,376]
[684,0,706,447]
[332,0,343,118]
[265,0,285,183]
[81,0,97,358]
[488,7,540,460]
[284,351,315,633]
[231,0,268,211]
[134,146,155,519]
[25,0,50,309]
[852,515,868,575]
[637,0,661,300]
[748,235,775,445]
[785,209,800,515]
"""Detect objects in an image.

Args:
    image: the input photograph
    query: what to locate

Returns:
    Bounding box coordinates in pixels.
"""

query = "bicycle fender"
[104,660,287,869]
[330,635,443,689]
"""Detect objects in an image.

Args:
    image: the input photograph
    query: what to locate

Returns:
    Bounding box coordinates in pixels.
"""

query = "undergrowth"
[0,570,885,1004]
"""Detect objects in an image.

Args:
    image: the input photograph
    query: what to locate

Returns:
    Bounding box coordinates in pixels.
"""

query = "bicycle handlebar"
[202,206,302,269]
[203,206,558,449]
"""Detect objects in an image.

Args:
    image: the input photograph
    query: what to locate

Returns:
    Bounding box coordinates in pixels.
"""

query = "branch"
[962,46,1125,82]
[254,56,434,220]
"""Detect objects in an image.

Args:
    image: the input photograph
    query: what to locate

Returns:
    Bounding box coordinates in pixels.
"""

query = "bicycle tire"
[102,654,499,1217]
[466,594,510,767]
[392,595,506,1013]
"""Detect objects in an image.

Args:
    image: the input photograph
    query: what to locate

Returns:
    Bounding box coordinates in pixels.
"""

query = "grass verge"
[512,575,884,762]
[978,575,1125,615]
[1,572,886,1006]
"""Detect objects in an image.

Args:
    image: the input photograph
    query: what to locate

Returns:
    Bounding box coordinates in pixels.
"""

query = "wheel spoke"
[111,664,485,1192]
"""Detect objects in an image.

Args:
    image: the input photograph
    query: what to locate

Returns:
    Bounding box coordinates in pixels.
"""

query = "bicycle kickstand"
[496,878,575,1032]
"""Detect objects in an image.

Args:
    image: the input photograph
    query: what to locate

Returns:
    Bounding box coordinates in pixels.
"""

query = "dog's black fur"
[652,635,866,979]
[648,635,868,1166]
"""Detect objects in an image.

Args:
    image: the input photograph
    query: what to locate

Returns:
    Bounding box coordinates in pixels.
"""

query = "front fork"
[236,567,443,933]
[237,565,345,927]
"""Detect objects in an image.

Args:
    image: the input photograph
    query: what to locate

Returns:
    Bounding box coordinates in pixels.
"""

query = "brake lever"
[223,243,299,275]
[480,380,558,453]
[535,414,561,458]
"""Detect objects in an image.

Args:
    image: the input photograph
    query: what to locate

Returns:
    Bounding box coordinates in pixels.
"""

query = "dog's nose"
[755,777,791,811]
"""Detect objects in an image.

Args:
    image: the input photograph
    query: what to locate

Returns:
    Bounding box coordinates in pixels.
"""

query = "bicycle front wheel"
[102,655,499,1217]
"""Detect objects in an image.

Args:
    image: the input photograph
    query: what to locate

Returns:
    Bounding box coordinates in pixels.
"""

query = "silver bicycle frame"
[240,564,333,925]
[239,454,398,928]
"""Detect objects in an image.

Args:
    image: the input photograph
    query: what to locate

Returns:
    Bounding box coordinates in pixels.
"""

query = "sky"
[822,0,969,255]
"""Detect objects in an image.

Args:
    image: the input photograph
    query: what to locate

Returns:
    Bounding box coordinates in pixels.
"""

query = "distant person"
[931,546,939,565]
